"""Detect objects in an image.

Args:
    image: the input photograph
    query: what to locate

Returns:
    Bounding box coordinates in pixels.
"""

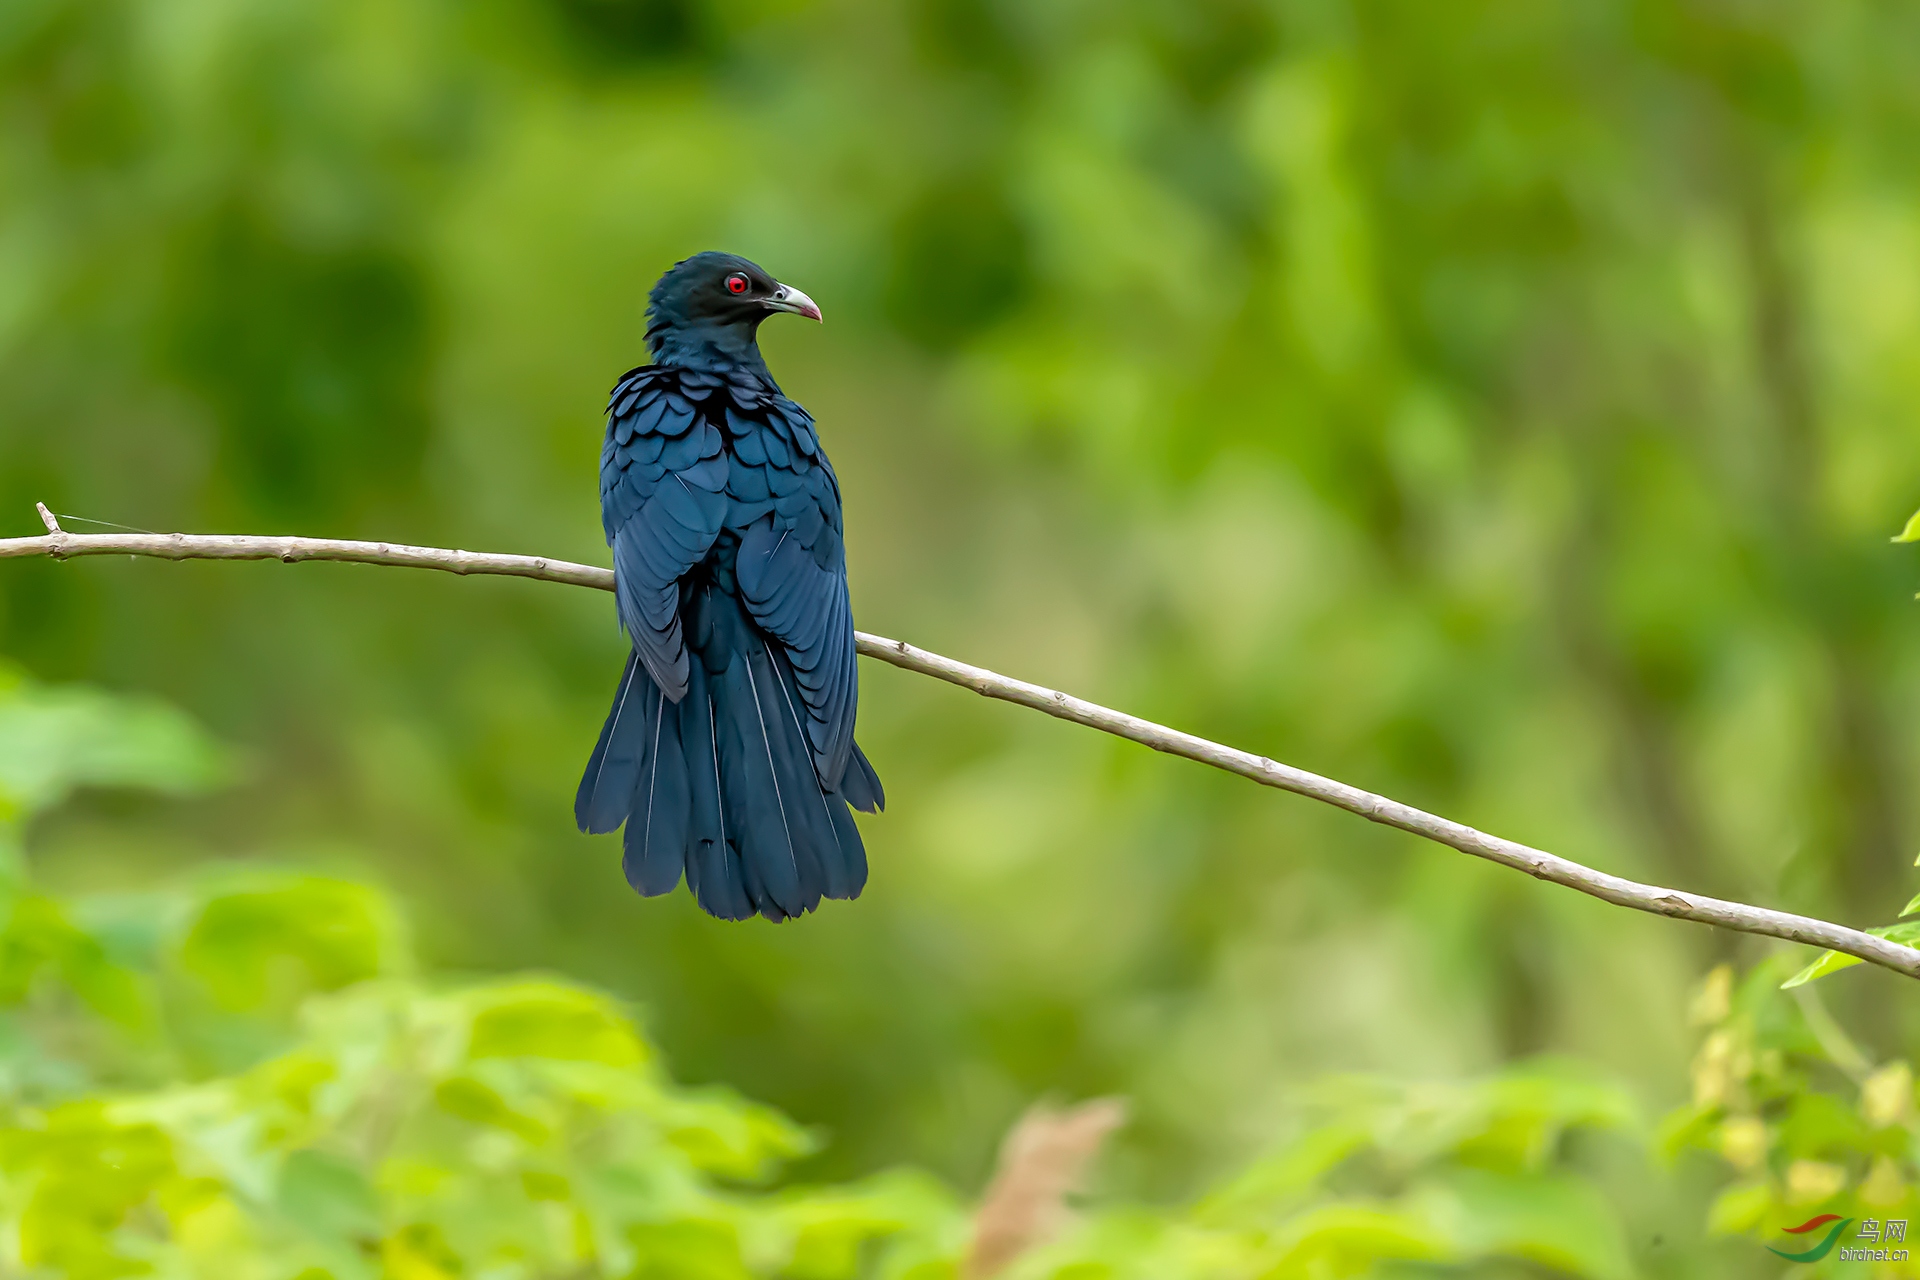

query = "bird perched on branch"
[576,252,883,921]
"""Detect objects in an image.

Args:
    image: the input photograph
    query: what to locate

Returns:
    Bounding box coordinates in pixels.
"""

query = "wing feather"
[735,499,857,789]
[601,374,727,701]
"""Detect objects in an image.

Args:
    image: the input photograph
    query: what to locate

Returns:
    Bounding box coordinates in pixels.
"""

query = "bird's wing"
[727,392,858,791]
[600,367,729,701]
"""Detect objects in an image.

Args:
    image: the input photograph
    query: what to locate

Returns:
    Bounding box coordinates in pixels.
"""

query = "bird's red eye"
[726,273,750,295]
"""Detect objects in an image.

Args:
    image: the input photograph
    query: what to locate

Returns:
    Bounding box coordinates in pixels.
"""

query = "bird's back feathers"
[578,357,880,921]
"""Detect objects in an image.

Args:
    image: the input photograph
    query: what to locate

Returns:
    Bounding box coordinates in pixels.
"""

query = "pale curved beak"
[767,282,823,322]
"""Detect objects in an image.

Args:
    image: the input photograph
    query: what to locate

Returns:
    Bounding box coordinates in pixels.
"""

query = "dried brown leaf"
[963,1096,1127,1279]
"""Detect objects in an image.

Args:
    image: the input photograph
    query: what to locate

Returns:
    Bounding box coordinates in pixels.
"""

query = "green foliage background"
[4,0,1920,1274]
[0,676,1749,1279]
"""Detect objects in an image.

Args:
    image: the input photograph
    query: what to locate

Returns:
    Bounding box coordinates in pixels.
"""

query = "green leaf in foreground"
[180,873,405,1013]
[0,673,1668,1279]
[0,670,230,822]
[1896,508,1920,543]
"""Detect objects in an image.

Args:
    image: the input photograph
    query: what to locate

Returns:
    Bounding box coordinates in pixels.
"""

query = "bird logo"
[1767,1215,1852,1262]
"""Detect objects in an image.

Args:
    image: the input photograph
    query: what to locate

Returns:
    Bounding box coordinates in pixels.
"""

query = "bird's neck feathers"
[645,315,772,378]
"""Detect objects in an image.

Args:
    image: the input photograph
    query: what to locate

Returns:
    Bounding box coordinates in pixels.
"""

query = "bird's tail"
[575,639,881,922]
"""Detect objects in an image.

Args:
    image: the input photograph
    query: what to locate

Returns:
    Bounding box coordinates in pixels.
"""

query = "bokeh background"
[4,0,1919,1233]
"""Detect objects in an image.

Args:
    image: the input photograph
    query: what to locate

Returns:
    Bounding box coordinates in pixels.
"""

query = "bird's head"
[645,251,821,369]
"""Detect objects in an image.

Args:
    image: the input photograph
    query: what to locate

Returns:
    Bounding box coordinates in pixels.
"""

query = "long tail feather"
[577,652,648,834]
[748,641,841,909]
[725,648,809,918]
[766,640,867,900]
[620,683,690,897]
[842,742,885,815]
[581,585,880,921]
[681,658,754,920]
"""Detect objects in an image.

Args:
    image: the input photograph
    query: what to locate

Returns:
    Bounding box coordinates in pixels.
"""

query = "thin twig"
[4,517,1916,982]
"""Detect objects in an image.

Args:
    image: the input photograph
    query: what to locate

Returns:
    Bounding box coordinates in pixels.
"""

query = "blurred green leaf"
[1422,1168,1634,1280]
[179,873,403,1012]
[656,1082,818,1181]
[1194,1122,1372,1224]
[1777,1091,1872,1160]
[1705,1180,1771,1235]
[1896,509,1920,543]
[1261,1202,1456,1274]
[433,1072,549,1142]
[0,670,229,822]
[463,979,646,1066]
[1654,1105,1709,1164]
[277,1147,380,1242]
[774,1171,965,1279]
[1,1102,178,1280]
[1454,1061,1640,1171]
[0,891,150,1030]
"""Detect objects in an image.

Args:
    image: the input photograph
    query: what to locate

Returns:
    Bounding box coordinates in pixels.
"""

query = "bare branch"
[2,525,612,588]
[5,518,1916,982]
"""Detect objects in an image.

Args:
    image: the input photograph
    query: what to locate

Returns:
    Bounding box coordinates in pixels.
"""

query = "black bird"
[576,252,883,921]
